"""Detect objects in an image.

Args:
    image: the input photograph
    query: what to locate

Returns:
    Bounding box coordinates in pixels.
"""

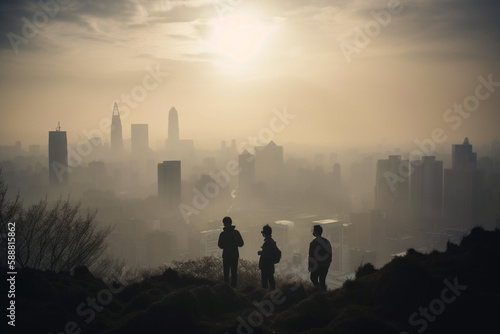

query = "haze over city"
[1,2,500,333]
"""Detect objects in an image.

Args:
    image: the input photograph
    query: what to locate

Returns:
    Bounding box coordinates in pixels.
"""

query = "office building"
[111,102,123,154]
[443,138,483,231]
[374,155,410,233]
[255,141,283,191]
[410,156,443,233]
[158,160,181,208]
[48,123,68,185]
[238,149,255,196]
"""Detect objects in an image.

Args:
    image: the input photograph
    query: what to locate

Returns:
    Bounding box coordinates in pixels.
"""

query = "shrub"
[355,263,377,279]
[0,169,112,273]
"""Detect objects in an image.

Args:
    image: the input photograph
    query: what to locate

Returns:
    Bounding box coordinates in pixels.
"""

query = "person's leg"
[223,258,230,284]
[261,270,268,289]
[310,270,319,287]
[318,266,328,290]
[230,258,238,288]
[269,273,276,290]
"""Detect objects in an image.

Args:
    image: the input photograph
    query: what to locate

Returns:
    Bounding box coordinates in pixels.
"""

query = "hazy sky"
[1,0,499,151]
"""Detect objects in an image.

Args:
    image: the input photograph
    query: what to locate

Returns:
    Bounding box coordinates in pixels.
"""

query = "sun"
[208,12,275,65]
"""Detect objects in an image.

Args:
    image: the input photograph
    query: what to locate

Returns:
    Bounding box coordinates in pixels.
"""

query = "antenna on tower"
[113,102,120,116]
[56,121,61,131]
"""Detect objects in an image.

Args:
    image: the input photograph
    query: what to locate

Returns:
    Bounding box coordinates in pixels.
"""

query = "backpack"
[272,242,282,264]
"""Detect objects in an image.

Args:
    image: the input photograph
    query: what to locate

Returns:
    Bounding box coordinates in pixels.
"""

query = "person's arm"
[308,241,314,271]
[236,231,244,247]
[261,239,273,262]
[218,232,224,249]
[326,239,333,263]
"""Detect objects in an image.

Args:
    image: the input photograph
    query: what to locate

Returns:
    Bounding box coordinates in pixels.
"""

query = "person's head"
[262,224,272,237]
[313,225,323,237]
[223,216,232,227]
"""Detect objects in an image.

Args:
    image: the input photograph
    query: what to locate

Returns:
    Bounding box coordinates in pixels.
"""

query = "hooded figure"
[258,224,276,290]
[218,216,244,287]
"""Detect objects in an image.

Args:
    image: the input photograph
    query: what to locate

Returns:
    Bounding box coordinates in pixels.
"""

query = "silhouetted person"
[258,224,276,290]
[308,225,332,290]
[218,216,244,288]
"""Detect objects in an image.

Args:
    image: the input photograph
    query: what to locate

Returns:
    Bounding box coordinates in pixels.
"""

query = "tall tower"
[332,163,342,210]
[255,141,283,190]
[111,103,123,154]
[158,160,181,208]
[374,155,410,234]
[444,138,483,231]
[452,137,476,170]
[238,150,255,197]
[168,106,179,143]
[48,122,68,185]
[410,156,443,233]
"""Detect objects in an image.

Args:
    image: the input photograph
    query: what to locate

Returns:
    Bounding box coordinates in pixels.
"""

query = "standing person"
[308,224,332,290]
[218,216,244,288]
[258,224,276,290]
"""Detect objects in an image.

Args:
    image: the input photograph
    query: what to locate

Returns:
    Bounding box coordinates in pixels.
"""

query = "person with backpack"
[308,224,332,290]
[218,216,244,288]
[258,224,278,290]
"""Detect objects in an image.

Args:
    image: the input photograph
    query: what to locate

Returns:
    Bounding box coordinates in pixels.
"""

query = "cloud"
[338,0,500,61]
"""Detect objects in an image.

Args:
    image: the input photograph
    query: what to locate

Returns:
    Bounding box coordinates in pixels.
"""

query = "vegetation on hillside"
[9,227,500,334]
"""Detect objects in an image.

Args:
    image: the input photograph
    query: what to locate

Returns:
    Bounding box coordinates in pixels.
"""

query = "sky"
[1,0,499,152]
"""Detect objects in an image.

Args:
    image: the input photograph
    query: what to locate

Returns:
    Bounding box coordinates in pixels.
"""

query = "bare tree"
[0,169,112,272]
[0,168,22,237]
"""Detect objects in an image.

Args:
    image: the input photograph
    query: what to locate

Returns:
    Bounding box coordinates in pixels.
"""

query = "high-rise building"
[165,106,194,159]
[158,160,181,208]
[111,103,123,152]
[333,163,341,189]
[410,156,443,232]
[238,150,255,196]
[452,137,476,170]
[331,163,342,210]
[131,124,149,156]
[111,103,123,154]
[375,155,410,233]
[48,123,68,185]
[167,106,179,144]
[443,138,483,231]
[255,141,283,191]
[199,229,223,257]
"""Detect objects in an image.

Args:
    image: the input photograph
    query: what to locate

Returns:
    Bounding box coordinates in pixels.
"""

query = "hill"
[7,227,500,334]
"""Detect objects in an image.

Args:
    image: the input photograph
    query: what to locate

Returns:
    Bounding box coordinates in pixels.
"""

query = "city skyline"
[1,2,500,332]
[0,0,499,277]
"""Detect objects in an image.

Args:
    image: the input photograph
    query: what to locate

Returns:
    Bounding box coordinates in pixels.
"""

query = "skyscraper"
[444,138,483,231]
[255,141,283,191]
[331,163,342,210]
[111,102,123,154]
[374,155,410,234]
[410,156,443,232]
[238,150,255,197]
[166,106,194,153]
[131,124,149,156]
[158,160,181,208]
[452,137,477,170]
[167,106,179,144]
[48,122,68,185]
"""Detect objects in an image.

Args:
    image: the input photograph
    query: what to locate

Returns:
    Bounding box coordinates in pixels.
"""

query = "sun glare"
[208,12,275,65]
